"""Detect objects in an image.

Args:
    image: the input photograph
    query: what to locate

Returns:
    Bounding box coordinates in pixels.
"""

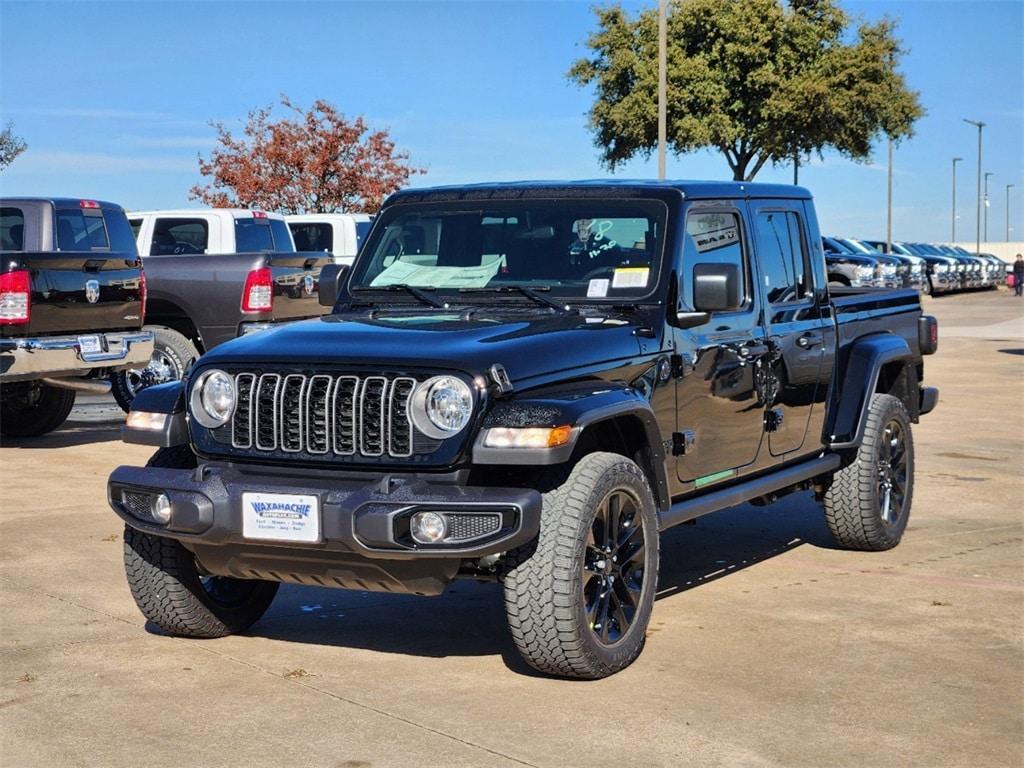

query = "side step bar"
[659,454,842,532]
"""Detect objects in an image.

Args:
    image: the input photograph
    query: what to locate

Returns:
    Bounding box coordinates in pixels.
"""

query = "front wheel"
[502,452,659,679]
[823,393,914,551]
[122,445,278,637]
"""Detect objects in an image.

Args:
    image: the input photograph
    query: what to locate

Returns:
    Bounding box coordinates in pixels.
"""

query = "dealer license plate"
[242,492,320,543]
[78,334,104,355]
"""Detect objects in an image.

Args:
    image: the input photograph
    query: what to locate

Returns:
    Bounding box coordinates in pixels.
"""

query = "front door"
[749,203,829,457]
[674,203,768,486]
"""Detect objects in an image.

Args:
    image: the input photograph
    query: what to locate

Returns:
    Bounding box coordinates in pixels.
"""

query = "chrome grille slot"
[305,375,333,454]
[232,373,256,449]
[388,377,416,458]
[222,371,433,461]
[255,374,281,450]
[359,377,388,456]
[332,376,359,455]
[279,375,306,452]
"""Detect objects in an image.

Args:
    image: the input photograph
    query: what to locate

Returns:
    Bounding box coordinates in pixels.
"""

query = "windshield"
[350,200,667,299]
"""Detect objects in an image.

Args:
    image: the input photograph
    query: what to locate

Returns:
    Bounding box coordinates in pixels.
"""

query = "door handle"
[738,344,769,357]
[796,335,820,349]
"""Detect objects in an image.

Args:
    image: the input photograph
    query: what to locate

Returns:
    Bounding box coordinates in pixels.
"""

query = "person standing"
[1014,254,1024,297]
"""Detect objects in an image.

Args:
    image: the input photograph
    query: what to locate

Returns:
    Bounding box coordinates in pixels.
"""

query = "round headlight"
[411,375,473,439]
[189,369,235,428]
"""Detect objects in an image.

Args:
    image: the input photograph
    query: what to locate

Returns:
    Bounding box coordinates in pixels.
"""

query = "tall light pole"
[1009,184,1016,242]
[657,0,667,180]
[886,139,893,252]
[951,157,962,242]
[963,119,985,255]
[983,171,993,242]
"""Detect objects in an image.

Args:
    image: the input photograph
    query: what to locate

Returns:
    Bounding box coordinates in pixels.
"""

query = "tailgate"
[270,252,332,321]
[2,252,144,337]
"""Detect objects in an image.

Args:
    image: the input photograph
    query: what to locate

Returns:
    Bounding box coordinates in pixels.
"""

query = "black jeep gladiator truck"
[1,198,152,437]
[108,181,938,678]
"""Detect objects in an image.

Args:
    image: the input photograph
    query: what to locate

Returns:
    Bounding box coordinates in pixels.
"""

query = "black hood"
[201,310,649,384]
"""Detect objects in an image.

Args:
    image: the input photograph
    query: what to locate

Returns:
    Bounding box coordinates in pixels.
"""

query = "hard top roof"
[386,178,812,205]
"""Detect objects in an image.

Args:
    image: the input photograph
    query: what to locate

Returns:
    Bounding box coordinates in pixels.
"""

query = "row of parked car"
[823,236,1009,295]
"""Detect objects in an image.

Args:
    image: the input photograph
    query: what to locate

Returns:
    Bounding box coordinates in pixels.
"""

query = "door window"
[151,218,209,255]
[754,211,811,304]
[683,210,748,309]
[290,222,333,252]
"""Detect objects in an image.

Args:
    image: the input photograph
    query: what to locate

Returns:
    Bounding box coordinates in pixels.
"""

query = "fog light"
[410,511,447,544]
[152,494,172,524]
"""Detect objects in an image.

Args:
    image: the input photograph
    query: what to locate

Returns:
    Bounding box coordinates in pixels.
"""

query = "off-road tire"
[111,326,198,412]
[0,382,76,438]
[502,452,659,679]
[122,445,278,637]
[823,393,914,551]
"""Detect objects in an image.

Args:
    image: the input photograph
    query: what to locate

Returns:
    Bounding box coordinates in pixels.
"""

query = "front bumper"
[0,330,153,382]
[108,463,542,596]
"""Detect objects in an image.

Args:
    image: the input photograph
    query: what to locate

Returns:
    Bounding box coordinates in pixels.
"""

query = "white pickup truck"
[286,213,373,265]
[129,208,296,256]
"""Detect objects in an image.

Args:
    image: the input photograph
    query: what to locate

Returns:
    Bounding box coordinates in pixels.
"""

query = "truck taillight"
[139,271,148,323]
[0,270,31,325]
[241,266,273,313]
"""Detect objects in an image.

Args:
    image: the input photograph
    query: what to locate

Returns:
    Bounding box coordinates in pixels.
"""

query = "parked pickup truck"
[112,209,331,410]
[287,213,374,266]
[1,198,152,437]
[109,181,939,679]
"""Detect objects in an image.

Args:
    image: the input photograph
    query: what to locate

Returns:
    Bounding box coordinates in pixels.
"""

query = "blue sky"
[1,0,1022,242]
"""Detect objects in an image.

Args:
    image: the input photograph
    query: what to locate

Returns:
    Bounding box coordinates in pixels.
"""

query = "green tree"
[0,122,27,171]
[568,0,923,181]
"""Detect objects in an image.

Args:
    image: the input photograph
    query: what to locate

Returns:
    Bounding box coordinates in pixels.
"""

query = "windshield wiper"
[352,284,445,308]
[458,285,573,314]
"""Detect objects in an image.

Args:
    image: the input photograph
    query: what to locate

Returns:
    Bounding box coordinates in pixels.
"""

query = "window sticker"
[587,278,610,297]
[611,266,650,289]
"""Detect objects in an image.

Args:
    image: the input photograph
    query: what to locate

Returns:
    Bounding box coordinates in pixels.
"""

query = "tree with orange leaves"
[190,96,422,214]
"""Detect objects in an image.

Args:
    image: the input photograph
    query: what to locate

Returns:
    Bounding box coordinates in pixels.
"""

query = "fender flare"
[472,384,670,511]
[827,333,913,450]
[121,381,189,447]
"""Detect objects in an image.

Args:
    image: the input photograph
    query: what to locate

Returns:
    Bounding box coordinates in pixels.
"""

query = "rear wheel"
[0,381,76,438]
[502,452,659,679]
[111,326,198,412]
[823,393,914,551]
[122,445,278,637]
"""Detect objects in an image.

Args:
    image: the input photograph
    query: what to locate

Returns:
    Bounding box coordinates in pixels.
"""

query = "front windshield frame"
[348,197,671,302]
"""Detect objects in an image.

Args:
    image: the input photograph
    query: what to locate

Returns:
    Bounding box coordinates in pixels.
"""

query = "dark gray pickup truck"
[111,210,332,410]
[110,181,939,678]
[0,198,152,436]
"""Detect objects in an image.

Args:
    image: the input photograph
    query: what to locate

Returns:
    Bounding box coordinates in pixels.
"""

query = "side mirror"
[318,263,349,307]
[692,262,742,313]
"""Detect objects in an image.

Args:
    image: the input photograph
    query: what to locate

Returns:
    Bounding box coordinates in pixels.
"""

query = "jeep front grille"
[230,373,418,458]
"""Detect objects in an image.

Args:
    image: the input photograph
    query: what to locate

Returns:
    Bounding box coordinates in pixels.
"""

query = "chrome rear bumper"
[0,330,154,382]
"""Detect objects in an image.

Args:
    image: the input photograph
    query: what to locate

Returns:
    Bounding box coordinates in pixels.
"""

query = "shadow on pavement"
[0,418,123,449]
[997,348,1024,356]
[165,491,835,675]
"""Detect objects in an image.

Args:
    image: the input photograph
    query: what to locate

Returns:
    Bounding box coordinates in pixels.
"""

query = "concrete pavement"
[1,289,1021,767]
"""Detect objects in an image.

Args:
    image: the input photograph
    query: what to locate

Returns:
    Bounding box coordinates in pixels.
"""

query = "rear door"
[749,200,831,457]
[673,201,768,486]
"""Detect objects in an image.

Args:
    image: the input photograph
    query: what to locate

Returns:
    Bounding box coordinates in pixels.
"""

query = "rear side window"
[104,210,139,255]
[754,210,810,304]
[129,218,143,238]
[151,218,209,255]
[355,221,372,249]
[289,222,333,252]
[56,209,109,251]
[269,218,295,252]
[234,218,274,252]
[683,210,748,309]
[0,207,25,251]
